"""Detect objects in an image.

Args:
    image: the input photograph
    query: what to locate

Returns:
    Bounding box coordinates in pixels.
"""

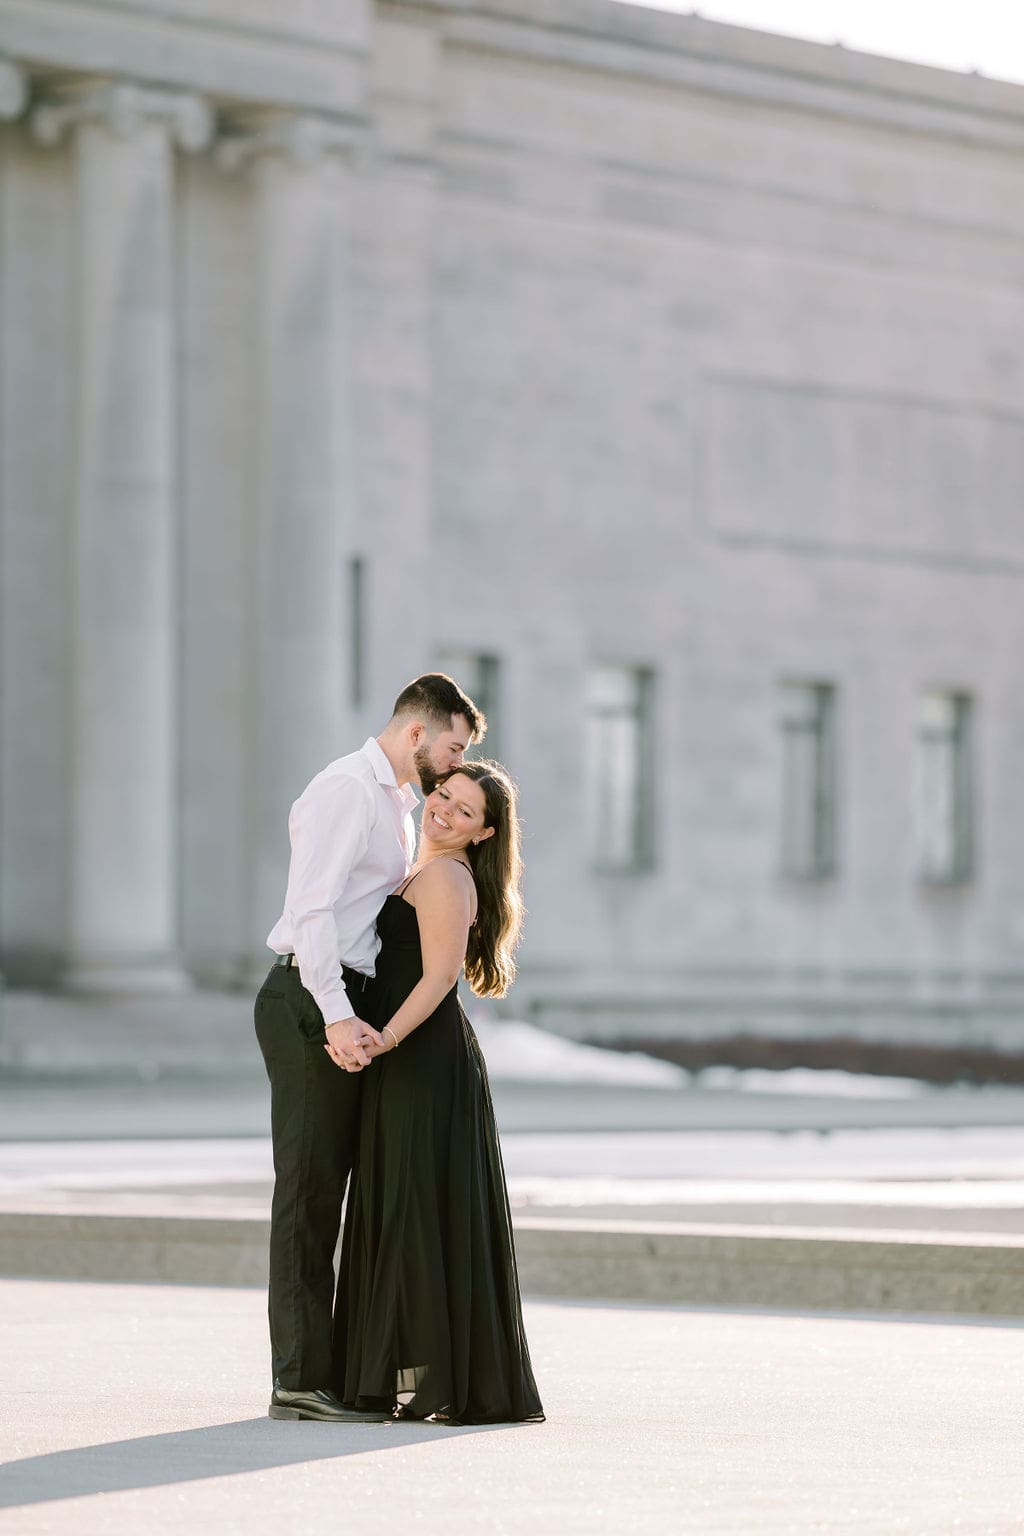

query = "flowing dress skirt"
[333,894,544,1425]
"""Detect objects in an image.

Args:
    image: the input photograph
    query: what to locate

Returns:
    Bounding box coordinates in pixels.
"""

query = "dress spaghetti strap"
[394,868,427,899]
[394,861,473,901]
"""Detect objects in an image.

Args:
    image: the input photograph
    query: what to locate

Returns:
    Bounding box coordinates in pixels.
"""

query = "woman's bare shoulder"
[408,858,477,909]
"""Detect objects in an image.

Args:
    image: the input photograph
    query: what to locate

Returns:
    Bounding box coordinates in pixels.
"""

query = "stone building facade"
[2,0,1024,1055]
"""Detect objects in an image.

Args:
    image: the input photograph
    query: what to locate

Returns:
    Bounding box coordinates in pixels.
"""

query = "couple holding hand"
[255,673,544,1426]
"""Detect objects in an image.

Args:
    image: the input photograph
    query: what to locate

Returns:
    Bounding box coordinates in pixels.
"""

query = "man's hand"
[324,1016,385,1072]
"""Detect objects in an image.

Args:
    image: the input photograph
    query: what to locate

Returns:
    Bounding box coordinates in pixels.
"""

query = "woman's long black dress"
[332,890,544,1425]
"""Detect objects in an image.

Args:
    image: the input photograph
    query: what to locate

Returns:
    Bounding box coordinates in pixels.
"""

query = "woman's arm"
[380,862,475,1047]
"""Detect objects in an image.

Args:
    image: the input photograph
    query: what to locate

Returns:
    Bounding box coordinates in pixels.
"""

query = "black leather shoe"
[269,1387,390,1423]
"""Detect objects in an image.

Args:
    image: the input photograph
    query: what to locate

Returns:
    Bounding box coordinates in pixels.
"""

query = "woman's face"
[421,773,494,853]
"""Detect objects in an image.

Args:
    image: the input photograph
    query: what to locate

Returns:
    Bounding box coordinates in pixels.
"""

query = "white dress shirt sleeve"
[286,774,375,1025]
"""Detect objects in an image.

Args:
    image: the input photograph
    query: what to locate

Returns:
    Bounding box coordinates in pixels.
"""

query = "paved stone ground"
[6,1125,1024,1236]
[1,1278,1022,1535]
[5,986,1024,1140]
[5,1068,1024,1141]
[6,1062,1024,1324]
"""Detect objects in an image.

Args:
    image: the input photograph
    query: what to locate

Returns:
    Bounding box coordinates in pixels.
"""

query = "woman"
[330,760,545,1425]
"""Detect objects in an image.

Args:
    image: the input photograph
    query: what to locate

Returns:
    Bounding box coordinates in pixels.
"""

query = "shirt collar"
[362,737,419,811]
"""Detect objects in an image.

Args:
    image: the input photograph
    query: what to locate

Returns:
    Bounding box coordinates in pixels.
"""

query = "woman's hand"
[324,1015,385,1071]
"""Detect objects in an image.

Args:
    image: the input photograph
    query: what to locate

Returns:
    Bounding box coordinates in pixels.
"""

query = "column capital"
[30,80,212,152]
[217,110,364,173]
[0,58,27,121]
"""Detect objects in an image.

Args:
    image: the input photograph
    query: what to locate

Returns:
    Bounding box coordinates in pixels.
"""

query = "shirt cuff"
[315,980,354,1026]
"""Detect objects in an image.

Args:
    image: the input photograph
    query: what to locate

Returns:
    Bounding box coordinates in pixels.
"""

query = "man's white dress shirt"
[266,738,419,1025]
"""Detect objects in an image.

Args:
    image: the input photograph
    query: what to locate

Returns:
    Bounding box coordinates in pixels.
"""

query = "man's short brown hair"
[391,673,487,743]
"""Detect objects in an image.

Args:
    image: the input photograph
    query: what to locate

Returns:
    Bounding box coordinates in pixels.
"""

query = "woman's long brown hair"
[437,761,524,998]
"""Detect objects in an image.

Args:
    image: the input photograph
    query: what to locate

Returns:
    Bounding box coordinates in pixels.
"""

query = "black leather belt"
[273,954,369,990]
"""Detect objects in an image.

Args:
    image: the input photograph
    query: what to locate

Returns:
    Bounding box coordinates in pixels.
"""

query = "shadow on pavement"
[0,1415,505,1508]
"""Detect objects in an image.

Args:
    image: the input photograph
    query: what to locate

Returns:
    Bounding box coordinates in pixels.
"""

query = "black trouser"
[254,960,369,1389]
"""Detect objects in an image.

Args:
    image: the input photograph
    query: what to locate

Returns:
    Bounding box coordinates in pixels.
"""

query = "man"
[256,674,486,1422]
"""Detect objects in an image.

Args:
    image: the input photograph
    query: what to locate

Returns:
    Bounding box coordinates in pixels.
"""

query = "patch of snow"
[696,1065,927,1099]
[499,1127,1024,1180]
[470,1019,932,1097]
[471,1019,689,1087]
[506,1176,1024,1210]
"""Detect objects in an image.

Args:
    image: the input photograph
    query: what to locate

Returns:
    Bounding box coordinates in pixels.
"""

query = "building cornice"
[0,0,369,119]
[386,0,1024,152]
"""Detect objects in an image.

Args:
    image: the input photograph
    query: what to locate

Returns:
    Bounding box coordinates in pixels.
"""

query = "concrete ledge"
[514,1218,1024,1315]
[0,1209,272,1287]
[3,1207,1024,1315]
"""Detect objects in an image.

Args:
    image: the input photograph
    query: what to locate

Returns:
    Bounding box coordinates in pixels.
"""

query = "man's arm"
[286,776,385,1067]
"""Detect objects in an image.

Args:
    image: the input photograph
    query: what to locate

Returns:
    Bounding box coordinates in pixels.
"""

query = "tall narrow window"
[780,681,836,879]
[914,690,973,884]
[349,556,365,709]
[436,650,501,758]
[585,664,654,871]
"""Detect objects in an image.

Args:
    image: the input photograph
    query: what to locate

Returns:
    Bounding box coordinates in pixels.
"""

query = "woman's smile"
[423,774,491,847]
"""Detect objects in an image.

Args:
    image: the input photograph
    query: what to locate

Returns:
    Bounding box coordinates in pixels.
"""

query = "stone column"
[351,12,438,703]
[219,114,362,945]
[0,58,26,1028]
[31,83,212,989]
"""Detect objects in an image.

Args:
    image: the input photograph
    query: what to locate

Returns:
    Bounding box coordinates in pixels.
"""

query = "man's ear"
[408,720,425,747]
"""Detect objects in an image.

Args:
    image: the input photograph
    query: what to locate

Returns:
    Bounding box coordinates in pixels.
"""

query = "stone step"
[3,1206,1023,1317]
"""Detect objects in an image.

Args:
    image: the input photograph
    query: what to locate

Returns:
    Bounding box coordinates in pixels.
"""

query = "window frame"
[914,688,974,887]
[779,678,837,882]
[434,649,501,761]
[585,661,656,875]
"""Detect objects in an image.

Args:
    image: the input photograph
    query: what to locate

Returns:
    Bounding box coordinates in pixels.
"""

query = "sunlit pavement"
[1,1277,1022,1536]
[5,1074,1024,1529]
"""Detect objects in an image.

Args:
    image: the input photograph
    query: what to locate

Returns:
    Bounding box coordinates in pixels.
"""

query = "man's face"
[413,713,473,793]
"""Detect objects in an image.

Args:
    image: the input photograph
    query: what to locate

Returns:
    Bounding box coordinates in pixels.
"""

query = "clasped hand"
[324,1016,388,1072]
